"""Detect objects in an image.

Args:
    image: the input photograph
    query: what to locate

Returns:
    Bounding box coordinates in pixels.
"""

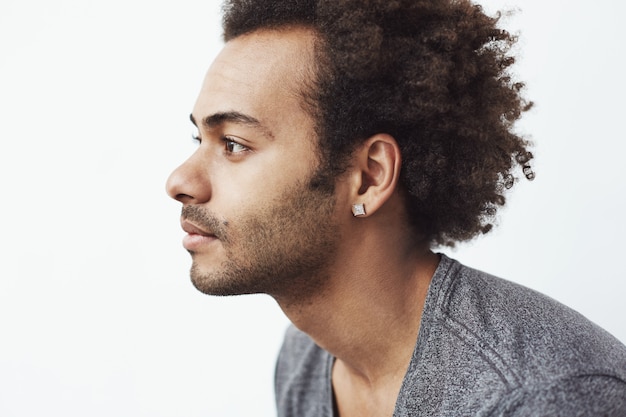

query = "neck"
[274,228,439,384]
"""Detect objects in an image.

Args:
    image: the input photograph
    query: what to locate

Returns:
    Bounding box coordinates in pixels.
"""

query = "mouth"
[181,219,214,236]
[181,219,218,251]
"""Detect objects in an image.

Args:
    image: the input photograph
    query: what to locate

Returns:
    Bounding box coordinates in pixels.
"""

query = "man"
[166,0,626,415]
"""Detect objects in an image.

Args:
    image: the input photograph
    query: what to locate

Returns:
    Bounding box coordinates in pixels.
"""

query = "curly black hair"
[222,0,534,246]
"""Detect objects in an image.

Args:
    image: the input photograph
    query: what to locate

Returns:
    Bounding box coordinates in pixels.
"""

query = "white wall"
[0,0,624,415]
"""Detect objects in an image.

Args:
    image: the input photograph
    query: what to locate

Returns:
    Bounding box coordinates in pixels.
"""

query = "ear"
[347,133,402,217]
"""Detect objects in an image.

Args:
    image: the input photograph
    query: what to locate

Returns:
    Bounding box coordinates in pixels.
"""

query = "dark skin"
[167,27,440,416]
[292,132,439,416]
[222,0,534,247]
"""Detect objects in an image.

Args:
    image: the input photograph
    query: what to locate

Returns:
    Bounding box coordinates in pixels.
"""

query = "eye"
[191,131,201,144]
[223,136,249,154]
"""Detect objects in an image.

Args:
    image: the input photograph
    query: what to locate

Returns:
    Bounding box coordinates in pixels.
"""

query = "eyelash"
[223,137,249,154]
[191,133,249,155]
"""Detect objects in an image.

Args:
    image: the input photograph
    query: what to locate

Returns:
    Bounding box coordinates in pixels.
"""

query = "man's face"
[166,28,341,300]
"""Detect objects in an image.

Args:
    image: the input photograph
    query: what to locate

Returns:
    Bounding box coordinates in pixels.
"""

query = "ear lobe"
[351,134,402,216]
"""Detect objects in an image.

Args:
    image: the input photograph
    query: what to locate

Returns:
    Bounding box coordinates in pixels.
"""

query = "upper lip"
[181,219,215,237]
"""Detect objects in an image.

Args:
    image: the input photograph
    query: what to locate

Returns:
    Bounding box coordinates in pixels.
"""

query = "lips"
[181,219,214,237]
[181,219,218,251]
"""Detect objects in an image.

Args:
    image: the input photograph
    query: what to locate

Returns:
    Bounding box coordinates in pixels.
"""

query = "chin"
[189,265,254,296]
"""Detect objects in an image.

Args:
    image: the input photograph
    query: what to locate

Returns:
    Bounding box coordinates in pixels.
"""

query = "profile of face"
[166,28,341,301]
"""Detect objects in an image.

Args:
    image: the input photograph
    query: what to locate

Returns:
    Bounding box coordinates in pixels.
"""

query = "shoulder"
[398,255,626,415]
[275,325,333,417]
[492,374,626,416]
[436,256,626,381]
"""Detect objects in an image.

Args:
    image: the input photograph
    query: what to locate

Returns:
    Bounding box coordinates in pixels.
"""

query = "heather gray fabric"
[275,255,626,416]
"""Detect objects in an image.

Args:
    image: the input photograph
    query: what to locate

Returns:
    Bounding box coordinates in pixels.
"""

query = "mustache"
[181,205,229,242]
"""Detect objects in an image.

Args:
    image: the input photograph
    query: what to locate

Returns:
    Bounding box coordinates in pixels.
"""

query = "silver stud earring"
[351,203,366,217]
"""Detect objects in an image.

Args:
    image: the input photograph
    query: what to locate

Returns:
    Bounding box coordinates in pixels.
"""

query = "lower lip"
[182,233,218,251]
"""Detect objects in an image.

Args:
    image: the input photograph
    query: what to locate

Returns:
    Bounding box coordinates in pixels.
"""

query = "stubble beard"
[186,177,340,302]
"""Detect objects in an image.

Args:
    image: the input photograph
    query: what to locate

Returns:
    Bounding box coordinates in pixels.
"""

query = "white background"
[0,0,624,415]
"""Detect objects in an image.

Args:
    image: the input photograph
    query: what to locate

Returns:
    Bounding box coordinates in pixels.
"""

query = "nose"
[166,152,211,205]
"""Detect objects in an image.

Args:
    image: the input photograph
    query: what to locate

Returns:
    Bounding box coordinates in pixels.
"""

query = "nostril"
[175,193,194,204]
[165,156,211,204]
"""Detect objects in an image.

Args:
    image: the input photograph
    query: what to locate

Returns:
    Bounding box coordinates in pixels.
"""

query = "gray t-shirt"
[275,255,626,416]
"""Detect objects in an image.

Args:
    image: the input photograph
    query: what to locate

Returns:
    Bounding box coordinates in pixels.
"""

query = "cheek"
[237,152,316,192]
[208,138,321,221]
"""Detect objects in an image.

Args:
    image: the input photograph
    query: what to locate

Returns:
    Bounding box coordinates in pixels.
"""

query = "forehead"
[192,27,317,134]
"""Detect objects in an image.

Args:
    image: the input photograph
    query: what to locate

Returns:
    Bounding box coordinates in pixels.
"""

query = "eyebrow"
[190,111,275,140]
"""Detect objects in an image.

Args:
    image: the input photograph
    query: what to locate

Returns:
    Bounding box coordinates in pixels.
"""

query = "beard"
[182,174,340,302]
